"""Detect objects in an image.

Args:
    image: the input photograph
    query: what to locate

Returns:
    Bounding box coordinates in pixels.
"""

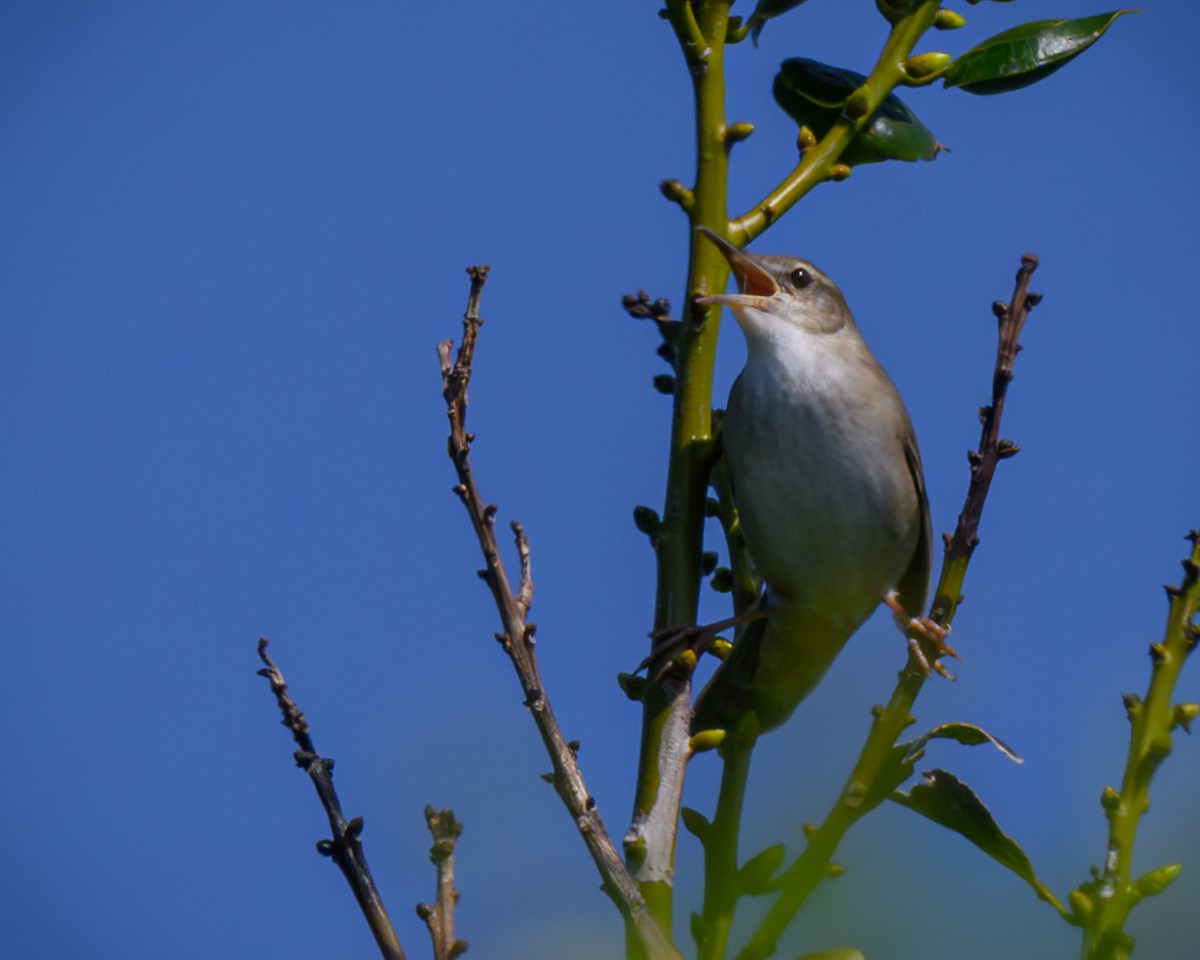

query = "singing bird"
[690,227,936,736]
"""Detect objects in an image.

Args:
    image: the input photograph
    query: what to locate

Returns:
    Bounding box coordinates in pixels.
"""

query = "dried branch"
[439,267,680,960]
[416,806,467,960]
[257,639,406,960]
[930,253,1041,626]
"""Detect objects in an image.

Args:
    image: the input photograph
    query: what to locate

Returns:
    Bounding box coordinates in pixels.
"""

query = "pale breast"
[724,331,921,629]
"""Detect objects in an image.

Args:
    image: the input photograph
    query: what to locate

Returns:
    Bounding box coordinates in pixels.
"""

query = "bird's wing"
[895,436,933,616]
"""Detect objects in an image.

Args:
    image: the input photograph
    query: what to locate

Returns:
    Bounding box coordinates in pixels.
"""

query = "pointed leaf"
[740,843,787,896]
[945,11,1133,95]
[892,770,1070,920]
[901,721,1023,765]
[747,0,810,46]
[774,58,941,164]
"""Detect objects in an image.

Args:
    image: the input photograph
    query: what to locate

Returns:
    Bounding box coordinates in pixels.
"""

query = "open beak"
[694,227,779,308]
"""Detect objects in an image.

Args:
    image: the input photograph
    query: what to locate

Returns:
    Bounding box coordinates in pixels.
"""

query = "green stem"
[730,1,940,244]
[698,723,756,960]
[629,1,734,946]
[736,666,927,960]
[1080,535,1200,960]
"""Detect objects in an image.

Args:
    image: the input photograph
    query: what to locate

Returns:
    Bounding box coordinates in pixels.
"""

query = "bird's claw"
[637,622,729,685]
[884,591,958,679]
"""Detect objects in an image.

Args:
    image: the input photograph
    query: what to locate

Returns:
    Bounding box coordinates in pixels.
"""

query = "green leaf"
[945,11,1133,95]
[892,770,1071,921]
[739,843,786,895]
[747,0,810,46]
[900,721,1023,765]
[774,58,941,165]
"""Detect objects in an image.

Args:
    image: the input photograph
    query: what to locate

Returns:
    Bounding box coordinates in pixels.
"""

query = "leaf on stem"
[900,721,1023,765]
[891,769,1071,920]
[944,11,1133,95]
[774,58,941,164]
[740,843,787,895]
[746,0,810,45]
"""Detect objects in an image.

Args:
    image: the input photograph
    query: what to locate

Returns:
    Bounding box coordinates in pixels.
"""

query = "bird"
[689,226,940,736]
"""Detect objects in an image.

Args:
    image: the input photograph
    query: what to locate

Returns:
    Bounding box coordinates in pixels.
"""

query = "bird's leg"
[884,590,959,679]
[637,601,769,684]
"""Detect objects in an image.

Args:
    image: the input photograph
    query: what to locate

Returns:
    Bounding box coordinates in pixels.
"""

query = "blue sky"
[2,2,1198,958]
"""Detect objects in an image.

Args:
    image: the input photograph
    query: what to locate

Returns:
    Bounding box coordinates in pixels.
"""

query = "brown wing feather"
[895,438,932,616]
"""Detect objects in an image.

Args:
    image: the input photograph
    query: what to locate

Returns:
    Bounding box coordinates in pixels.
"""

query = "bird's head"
[694,227,853,337]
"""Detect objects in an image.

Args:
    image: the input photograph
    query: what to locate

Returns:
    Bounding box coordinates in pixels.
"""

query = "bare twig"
[930,253,1040,626]
[439,267,681,960]
[416,806,467,960]
[257,639,406,960]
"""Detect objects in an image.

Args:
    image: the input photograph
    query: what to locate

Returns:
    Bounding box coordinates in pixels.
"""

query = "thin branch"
[930,253,1040,626]
[417,806,468,960]
[257,639,406,960]
[1079,531,1200,959]
[737,254,1041,960]
[439,267,681,960]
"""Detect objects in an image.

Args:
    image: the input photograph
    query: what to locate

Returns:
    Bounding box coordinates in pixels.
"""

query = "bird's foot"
[884,590,958,679]
[637,609,764,685]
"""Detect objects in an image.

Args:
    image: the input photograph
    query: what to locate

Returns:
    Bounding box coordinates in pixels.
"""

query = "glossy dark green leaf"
[747,0,810,45]
[892,770,1070,919]
[774,58,941,165]
[945,11,1132,95]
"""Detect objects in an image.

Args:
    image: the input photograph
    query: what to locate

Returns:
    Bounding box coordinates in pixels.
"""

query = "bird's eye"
[789,267,812,290]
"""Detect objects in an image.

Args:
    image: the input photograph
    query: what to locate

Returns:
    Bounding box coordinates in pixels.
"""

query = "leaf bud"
[681,806,712,839]
[659,178,695,210]
[1121,691,1142,720]
[689,728,726,754]
[1134,863,1182,899]
[633,505,661,537]
[616,672,647,701]
[830,164,852,181]
[725,122,755,146]
[701,551,719,575]
[710,567,733,593]
[1100,786,1122,812]
[1172,703,1200,733]
[934,9,966,31]
[797,125,817,150]
[653,373,676,395]
[711,637,733,660]
[904,52,952,82]
[1068,889,1094,921]
[842,85,871,120]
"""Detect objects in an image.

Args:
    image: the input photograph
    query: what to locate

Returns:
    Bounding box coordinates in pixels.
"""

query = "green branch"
[1078,533,1200,960]
[731,1,941,244]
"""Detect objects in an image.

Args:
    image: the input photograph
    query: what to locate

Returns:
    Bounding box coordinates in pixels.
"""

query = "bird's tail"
[690,606,851,735]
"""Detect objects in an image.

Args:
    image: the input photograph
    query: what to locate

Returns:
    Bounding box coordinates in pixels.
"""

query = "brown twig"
[257,639,406,960]
[416,806,467,960]
[439,267,681,960]
[930,253,1041,626]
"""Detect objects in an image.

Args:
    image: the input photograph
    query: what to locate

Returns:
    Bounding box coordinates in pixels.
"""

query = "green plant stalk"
[730,0,941,244]
[697,720,756,960]
[736,660,929,960]
[1080,535,1200,960]
[629,0,734,944]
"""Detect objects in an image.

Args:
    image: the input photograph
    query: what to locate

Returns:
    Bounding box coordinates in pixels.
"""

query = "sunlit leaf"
[892,769,1070,919]
[900,721,1023,765]
[774,58,941,164]
[945,11,1132,95]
